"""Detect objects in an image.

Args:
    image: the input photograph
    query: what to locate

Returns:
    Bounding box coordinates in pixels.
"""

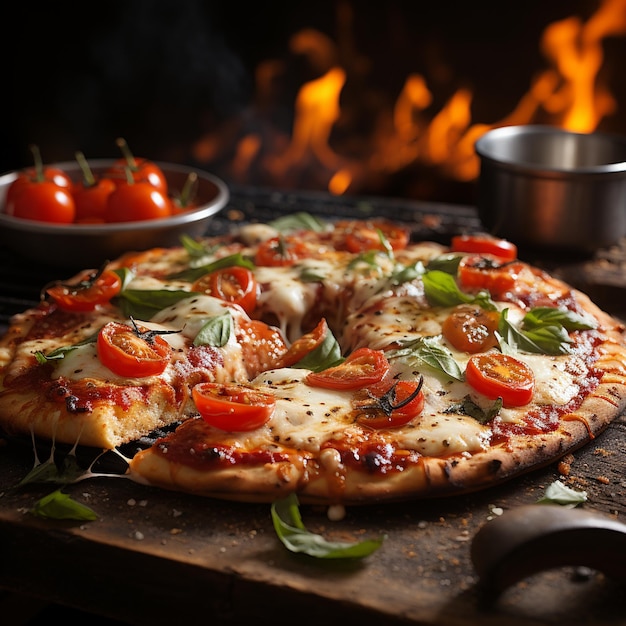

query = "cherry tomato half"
[7,182,76,224]
[277,318,329,368]
[192,266,258,315]
[192,382,276,431]
[97,321,172,377]
[465,352,535,407]
[235,319,288,379]
[340,219,410,253]
[355,379,425,429]
[306,347,390,390]
[457,254,527,299]
[451,234,518,261]
[441,304,500,353]
[46,269,122,312]
[105,180,173,222]
[254,236,311,267]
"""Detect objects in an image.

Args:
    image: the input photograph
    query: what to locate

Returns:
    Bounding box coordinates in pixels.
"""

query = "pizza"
[1,214,625,506]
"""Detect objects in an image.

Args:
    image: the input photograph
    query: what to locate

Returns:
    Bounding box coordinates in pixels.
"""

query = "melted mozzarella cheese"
[244,368,490,457]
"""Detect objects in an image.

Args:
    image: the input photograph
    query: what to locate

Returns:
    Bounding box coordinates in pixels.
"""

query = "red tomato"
[171,171,198,213]
[277,318,329,367]
[465,352,535,407]
[451,234,518,261]
[306,347,390,390]
[341,220,410,253]
[5,145,73,212]
[254,236,311,267]
[192,267,258,314]
[105,138,168,194]
[105,180,173,222]
[6,167,73,208]
[356,379,425,429]
[457,254,527,299]
[7,181,76,224]
[97,320,172,377]
[73,177,116,222]
[46,269,122,312]
[235,319,288,379]
[192,382,276,431]
[441,304,500,353]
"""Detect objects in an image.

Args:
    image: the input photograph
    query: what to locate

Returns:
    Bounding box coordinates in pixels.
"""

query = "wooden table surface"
[1,191,626,625]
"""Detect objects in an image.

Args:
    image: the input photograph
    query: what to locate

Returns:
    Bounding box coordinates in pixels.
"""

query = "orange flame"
[193,0,626,197]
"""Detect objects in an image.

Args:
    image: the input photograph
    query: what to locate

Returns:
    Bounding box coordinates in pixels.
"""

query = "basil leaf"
[499,309,572,355]
[180,234,220,259]
[169,252,255,282]
[35,332,99,363]
[426,254,463,275]
[444,395,502,423]
[271,493,385,559]
[536,480,588,507]
[523,307,597,332]
[390,261,425,285]
[112,267,135,290]
[422,270,496,311]
[31,489,98,521]
[193,312,233,347]
[115,289,196,320]
[291,330,343,372]
[299,267,326,283]
[269,212,325,233]
[387,335,463,381]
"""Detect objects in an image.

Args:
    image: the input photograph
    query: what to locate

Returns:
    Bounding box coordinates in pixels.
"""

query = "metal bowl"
[474,125,626,252]
[0,160,229,269]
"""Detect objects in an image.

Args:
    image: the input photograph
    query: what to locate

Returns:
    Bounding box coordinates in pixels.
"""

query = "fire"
[193,0,626,197]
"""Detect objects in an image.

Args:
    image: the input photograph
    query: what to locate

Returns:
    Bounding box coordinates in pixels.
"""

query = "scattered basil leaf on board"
[31,489,98,521]
[536,480,588,507]
[271,493,385,559]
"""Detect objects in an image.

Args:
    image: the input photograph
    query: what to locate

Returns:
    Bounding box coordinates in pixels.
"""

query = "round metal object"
[474,125,626,252]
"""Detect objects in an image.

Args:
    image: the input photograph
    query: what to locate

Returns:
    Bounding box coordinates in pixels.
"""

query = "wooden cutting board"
[1,412,625,626]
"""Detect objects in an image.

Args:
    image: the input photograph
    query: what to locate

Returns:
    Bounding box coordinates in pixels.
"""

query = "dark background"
[1,0,624,200]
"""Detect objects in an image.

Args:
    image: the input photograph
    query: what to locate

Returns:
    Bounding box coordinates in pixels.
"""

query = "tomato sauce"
[153,418,292,470]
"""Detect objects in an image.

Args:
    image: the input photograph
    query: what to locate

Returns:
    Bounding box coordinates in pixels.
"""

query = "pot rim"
[475,125,626,176]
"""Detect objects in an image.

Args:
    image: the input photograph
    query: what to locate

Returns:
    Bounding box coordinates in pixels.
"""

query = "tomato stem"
[75,151,96,187]
[28,144,44,183]
[115,137,137,170]
[180,172,198,207]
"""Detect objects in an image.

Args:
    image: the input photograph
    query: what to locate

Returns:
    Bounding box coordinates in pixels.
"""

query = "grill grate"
[0,186,481,328]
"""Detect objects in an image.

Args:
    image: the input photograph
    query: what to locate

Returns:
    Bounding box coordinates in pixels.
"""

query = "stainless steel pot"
[474,125,626,252]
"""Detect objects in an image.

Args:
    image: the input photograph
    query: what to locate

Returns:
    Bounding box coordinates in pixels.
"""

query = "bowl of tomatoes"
[0,149,229,269]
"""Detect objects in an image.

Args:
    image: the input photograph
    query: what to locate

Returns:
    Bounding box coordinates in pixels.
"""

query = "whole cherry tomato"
[105,137,168,194]
[171,172,198,214]
[5,145,75,223]
[105,175,173,223]
[72,151,116,222]
[7,182,76,223]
